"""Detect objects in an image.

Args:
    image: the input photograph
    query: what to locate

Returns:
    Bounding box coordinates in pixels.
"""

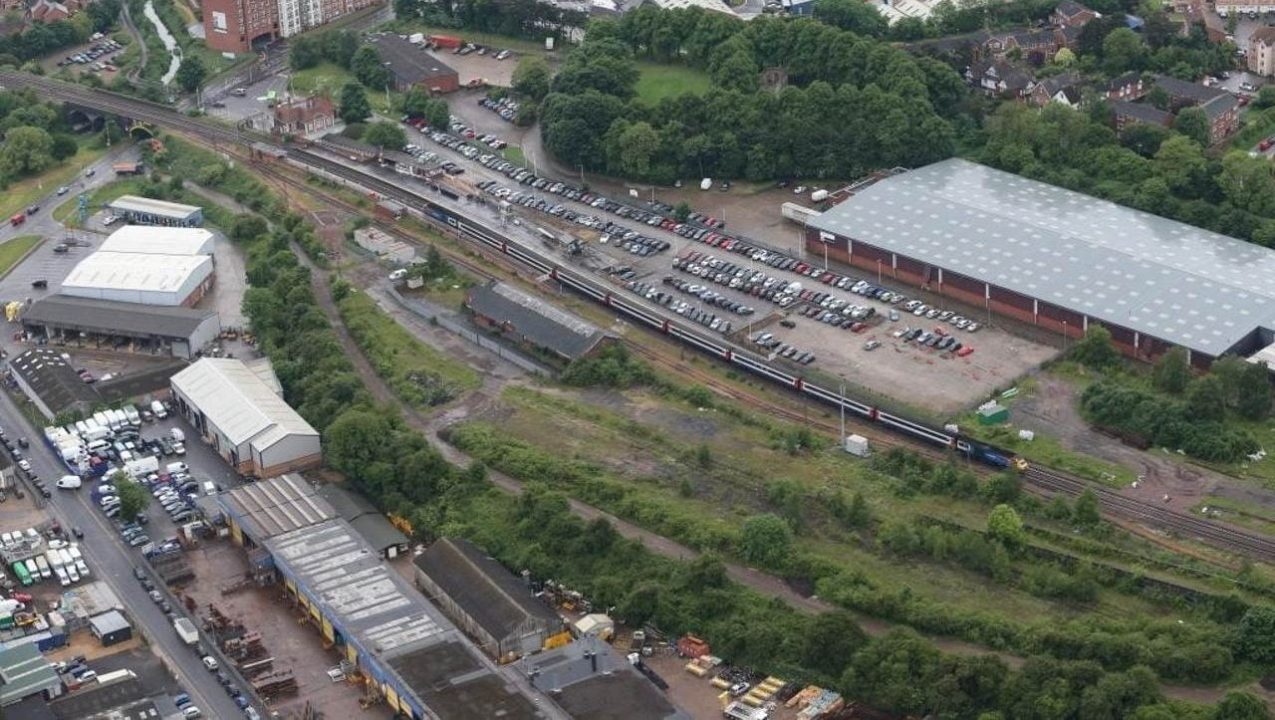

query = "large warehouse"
[97,226,216,256]
[22,295,221,359]
[217,477,551,720]
[106,196,203,226]
[60,252,214,307]
[806,158,1275,367]
[170,358,320,478]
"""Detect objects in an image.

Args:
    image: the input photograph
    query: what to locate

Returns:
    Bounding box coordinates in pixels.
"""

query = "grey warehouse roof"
[808,158,1275,356]
[467,282,607,359]
[413,537,560,641]
[219,474,335,540]
[265,519,547,720]
[520,636,690,720]
[23,295,218,339]
[0,643,59,706]
[10,347,99,410]
[316,484,408,552]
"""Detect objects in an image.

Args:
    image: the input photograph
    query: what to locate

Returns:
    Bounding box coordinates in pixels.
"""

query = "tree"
[1102,28,1147,74]
[175,54,206,92]
[1186,375,1226,422]
[351,46,389,89]
[841,630,941,715]
[812,0,887,36]
[116,475,150,522]
[1173,106,1210,147]
[1256,85,1275,109]
[986,504,1025,550]
[1053,47,1077,66]
[1072,325,1120,369]
[1236,362,1272,420]
[1152,347,1191,394]
[0,125,53,177]
[338,82,370,124]
[673,201,691,222]
[738,513,792,569]
[49,133,78,161]
[1214,692,1271,720]
[801,610,868,679]
[1153,135,1207,195]
[512,56,552,101]
[1073,489,1101,527]
[230,215,268,243]
[425,98,449,130]
[1238,606,1275,663]
[618,121,659,177]
[363,121,406,150]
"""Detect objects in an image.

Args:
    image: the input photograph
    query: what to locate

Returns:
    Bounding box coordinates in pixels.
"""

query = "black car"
[72,527,83,539]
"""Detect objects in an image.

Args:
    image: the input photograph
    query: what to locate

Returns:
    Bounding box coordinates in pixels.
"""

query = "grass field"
[635,62,712,105]
[290,64,395,115]
[54,177,148,224]
[0,141,111,223]
[337,290,481,407]
[0,236,44,278]
[502,145,527,168]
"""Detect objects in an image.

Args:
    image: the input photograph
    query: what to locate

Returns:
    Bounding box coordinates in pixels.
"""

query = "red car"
[957,346,975,357]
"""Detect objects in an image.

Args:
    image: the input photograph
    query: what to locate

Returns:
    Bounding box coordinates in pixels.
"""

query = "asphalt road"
[0,389,245,719]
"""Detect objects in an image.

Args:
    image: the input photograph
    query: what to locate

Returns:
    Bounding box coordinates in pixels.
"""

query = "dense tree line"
[289,29,358,71]
[0,90,86,188]
[537,13,961,183]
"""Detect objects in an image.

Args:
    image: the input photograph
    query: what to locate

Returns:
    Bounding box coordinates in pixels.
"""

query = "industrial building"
[170,358,321,478]
[217,479,553,720]
[519,636,690,720]
[97,225,217,256]
[465,281,612,364]
[88,610,132,646]
[60,252,214,307]
[368,33,460,94]
[805,158,1275,367]
[0,643,61,706]
[315,483,409,558]
[105,196,203,227]
[9,347,101,420]
[22,295,221,359]
[413,537,563,662]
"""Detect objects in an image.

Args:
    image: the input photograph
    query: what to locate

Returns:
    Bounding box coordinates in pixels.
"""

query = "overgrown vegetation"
[336,288,480,407]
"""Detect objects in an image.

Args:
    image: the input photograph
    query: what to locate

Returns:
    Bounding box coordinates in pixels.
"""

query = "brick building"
[1250,27,1275,77]
[204,0,379,53]
[272,95,335,136]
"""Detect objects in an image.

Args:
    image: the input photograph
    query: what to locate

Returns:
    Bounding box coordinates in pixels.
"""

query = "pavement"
[0,388,249,719]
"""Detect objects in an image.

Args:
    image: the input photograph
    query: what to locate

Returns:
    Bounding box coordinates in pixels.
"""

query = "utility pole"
[839,380,845,443]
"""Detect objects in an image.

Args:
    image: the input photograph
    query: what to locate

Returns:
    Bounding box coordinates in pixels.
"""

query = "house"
[28,0,70,22]
[367,33,460,94]
[1029,71,1083,107]
[1101,71,1147,101]
[1051,0,1097,27]
[1153,74,1239,144]
[966,58,1034,99]
[984,27,1078,64]
[465,281,613,364]
[1111,100,1173,135]
[1250,27,1275,77]
[272,95,335,136]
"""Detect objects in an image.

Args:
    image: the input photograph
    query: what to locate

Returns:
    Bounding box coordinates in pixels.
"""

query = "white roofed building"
[98,226,216,256]
[170,358,321,478]
[60,252,214,306]
[106,195,203,226]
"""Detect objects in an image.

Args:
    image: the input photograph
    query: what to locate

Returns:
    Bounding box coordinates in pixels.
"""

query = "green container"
[977,405,1010,425]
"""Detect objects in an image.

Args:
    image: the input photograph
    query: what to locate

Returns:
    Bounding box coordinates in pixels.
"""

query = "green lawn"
[337,290,481,407]
[501,145,527,168]
[0,236,44,278]
[635,62,712,105]
[290,63,395,115]
[0,142,111,222]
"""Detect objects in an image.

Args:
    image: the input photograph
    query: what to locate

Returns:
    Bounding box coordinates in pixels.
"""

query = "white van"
[34,555,51,579]
[167,462,188,476]
[202,481,217,497]
[57,475,82,490]
[170,428,185,443]
[55,566,70,587]
[150,400,168,419]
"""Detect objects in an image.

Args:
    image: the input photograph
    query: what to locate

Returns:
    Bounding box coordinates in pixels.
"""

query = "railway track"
[16,72,1275,565]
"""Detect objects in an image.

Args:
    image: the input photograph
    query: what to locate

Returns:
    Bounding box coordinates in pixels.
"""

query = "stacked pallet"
[741,676,785,707]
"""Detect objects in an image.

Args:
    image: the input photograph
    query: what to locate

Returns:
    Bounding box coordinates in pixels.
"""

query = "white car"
[17,459,30,471]
[201,656,218,671]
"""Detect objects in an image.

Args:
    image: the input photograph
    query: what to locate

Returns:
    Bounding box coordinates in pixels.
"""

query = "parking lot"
[408,122,1057,413]
[440,43,524,86]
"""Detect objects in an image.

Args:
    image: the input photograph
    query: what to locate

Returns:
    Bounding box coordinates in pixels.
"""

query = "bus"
[10,561,30,586]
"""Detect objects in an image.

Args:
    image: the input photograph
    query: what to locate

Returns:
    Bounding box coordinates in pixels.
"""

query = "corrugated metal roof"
[808,158,1275,357]
[170,358,317,447]
[106,195,201,219]
[219,474,335,539]
[98,226,215,256]
[466,282,605,359]
[62,252,211,294]
[23,295,217,339]
[0,642,60,705]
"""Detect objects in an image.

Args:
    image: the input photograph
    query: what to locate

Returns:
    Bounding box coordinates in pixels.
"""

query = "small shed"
[573,613,614,640]
[977,403,1009,425]
[88,610,132,646]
